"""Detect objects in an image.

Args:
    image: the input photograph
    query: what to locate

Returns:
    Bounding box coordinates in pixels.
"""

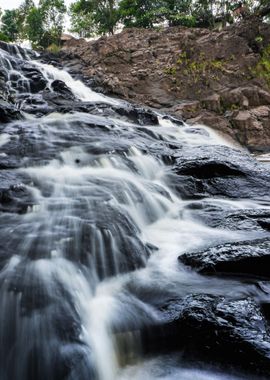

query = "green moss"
[230,104,239,111]
[164,66,177,76]
[165,50,226,84]
[255,36,263,43]
[252,45,270,87]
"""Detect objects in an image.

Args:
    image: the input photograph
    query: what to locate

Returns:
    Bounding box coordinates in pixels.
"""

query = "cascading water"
[0,42,270,380]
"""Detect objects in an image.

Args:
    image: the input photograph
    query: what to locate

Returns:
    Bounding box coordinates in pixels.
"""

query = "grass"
[252,44,270,87]
[46,43,61,54]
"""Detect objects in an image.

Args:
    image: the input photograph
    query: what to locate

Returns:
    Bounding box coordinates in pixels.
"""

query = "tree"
[190,0,215,28]
[70,0,118,35]
[23,0,67,48]
[162,0,194,27]
[69,11,97,38]
[118,0,165,28]
[39,0,66,45]
[69,1,97,37]
[118,0,197,29]
[1,10,20,41]
[95,0,119,35]
[17,0,35,38]
[25,6,45,48]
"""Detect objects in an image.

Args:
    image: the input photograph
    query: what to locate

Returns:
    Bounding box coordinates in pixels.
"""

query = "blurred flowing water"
[0,43,269,380]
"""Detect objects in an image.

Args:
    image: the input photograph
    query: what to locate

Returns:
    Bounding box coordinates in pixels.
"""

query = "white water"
[119,356,248,380]
[33,60,120,105]
[13,114,265,379]
[0,45,269,380]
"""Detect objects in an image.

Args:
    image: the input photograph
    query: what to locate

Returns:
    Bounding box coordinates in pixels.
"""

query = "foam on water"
[33,60,120,105]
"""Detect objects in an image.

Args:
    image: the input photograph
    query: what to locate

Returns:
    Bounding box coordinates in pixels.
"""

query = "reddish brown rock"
[170,101,201,119]
[231,108,270,150]
[61,19,270,151]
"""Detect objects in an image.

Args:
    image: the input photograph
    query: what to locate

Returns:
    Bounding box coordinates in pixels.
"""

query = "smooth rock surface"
[179,238,270,278]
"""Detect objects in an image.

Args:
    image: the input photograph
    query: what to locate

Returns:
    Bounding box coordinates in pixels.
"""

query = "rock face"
[0,101,22,123]
[142,294,270,377]
[169,145,270,199]
[183,204,270,232]
[61,19,270,152]
[179,238,270,278]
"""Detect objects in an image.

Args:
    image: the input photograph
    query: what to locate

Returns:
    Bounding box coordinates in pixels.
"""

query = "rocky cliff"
[60,18,270,152]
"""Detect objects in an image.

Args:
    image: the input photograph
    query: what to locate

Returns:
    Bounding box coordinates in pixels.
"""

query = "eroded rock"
[179,238,270,278]
[170,145,270,199]
[142,294,270,376]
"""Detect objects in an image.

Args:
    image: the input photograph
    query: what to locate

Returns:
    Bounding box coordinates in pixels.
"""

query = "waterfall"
[0,42,269,380]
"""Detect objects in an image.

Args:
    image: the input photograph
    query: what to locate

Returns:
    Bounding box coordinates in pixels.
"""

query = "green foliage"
[164,50,227,84]
[69,2,97,37]
[39,0,66,45]
[118,0,195,28]
[46,42,61,53]
[0,0,269,47]
[255,35,263,43]
[164,66,177,75]
[169,14,196,27]
[25,7,45,48]
[253,45,270,87]
[0,31,10,42]
[118,0,162,28]
[23,0,66,48]
[0,0,66,49]
[1,10,19,41]
[165,0,193,22]
[68,0,270,36]
[17,0,35,39]
[69,0,118,35]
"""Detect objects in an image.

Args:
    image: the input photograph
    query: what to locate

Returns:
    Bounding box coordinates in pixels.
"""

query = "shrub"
[46,43,61,54]
[0,32,10,42]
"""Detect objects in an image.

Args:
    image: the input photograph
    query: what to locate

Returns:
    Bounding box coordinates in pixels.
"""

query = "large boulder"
[183,202,270,233]
[169,145,270,199]
[0,100,22,123]
[142,294,270,376]
[179,238,270,279]
[231,106,270,151]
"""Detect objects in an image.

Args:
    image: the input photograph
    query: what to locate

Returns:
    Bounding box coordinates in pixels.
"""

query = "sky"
[0,0,74,10]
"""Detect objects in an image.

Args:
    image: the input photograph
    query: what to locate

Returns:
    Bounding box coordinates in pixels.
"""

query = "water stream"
[0,43,269,380]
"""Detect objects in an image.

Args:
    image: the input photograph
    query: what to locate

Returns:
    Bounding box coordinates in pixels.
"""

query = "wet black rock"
[0,41,30,59]
[38,51,63,68]
[0,100,22,123]
[51,80,75,99]
[115,104,159,125]
[58,203,151,279]
[142,294,270,377]
[29,74,47,93]
[161,114,184,126]
[49,100,159,127]
[170,145,270,200]
[0,172,34,213]
[179,238,270,279]
[258,219,270,232]
[183,202,270,233]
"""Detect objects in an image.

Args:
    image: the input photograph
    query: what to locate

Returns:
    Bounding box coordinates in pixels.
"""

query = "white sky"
[0,0,74,10]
